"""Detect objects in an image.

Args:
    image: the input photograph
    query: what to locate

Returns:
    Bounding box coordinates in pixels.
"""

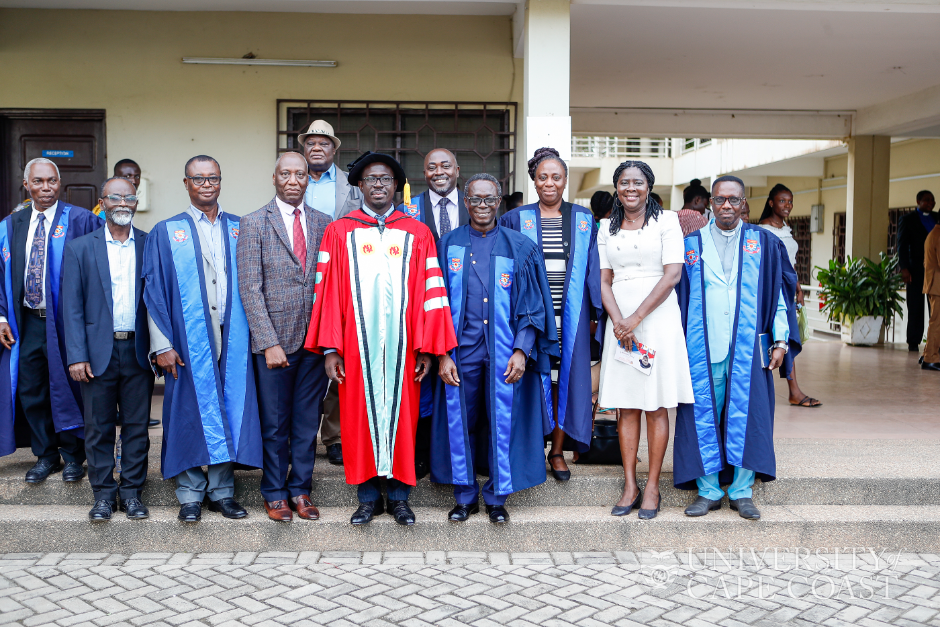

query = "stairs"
[0,436,936,553]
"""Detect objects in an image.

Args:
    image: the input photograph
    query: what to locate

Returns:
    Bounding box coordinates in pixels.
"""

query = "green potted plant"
[815,253,905,345]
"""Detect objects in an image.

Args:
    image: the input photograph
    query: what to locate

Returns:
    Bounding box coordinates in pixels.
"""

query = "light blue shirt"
[305,164,337,218]
[103,224,136,332]
[187,204,227,320]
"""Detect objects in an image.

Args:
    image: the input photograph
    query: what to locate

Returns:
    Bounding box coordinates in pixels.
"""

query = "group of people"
[1,119,805,527]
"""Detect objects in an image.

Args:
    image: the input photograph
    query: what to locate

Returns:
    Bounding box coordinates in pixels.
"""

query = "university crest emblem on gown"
[449,257,462,272]
[523,219,535,230]
[685,249,699,265]
[52,225,65,238]
[173,229,187,243]
[230,227,239,238]
[388,245,402,257]
[361,243,374,255]
[406,204,419,218]
[499,273,512,288]
[577,219,590,232]
[744,239,760,254]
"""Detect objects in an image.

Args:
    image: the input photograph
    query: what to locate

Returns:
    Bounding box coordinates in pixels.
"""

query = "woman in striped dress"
[499,147,602,481]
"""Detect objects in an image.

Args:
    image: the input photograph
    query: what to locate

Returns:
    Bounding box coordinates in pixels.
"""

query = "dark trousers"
[453,343,507,506]
[19,309,84,464]
[906,275,927,348]
[358,477,411,503]
[320,383,341,446]
[81,337,154,503]
[255,349,329,502]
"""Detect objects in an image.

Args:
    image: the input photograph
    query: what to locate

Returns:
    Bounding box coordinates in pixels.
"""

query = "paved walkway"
[0,551,937,626]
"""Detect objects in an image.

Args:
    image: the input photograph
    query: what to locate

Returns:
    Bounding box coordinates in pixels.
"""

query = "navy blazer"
[61,225,151,376]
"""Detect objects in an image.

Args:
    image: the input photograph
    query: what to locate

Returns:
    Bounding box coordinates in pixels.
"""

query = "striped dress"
[540,215,566,330]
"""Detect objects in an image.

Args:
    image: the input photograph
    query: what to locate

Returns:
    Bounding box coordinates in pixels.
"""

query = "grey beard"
[108,210,134,226]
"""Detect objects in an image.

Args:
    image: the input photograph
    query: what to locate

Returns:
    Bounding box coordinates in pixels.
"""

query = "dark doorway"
[0,109,107,218]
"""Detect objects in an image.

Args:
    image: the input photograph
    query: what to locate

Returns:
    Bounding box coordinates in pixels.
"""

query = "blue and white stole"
[444,242,517,493]
[164,214,250,464]
[516,207,592,431]
[400,194,424,221]
[683,227,763,471]
[0,221,18,427]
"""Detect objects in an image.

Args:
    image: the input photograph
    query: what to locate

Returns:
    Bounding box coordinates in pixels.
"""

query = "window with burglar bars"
[277,100,517,198]
[832,212,846,265]
[887,207,915,258]
[789,216,812,285]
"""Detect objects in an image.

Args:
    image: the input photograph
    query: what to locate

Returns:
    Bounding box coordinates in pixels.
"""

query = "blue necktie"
[25,214,46,308]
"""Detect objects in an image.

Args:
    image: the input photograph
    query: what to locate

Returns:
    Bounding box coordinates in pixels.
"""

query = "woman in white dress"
[598,160,694,519]
[758,184,821,408]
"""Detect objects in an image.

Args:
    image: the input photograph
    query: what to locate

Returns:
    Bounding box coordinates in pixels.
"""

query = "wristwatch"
[772,340,788,354]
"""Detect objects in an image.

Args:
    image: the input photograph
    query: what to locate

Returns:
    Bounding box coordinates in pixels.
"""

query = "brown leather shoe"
[264,500,293,522]
[290,494,320,520]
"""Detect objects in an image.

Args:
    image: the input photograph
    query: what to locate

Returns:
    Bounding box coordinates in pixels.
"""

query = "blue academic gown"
[673,224,801,490]
[430,225,559,498]
[142,212,262,479]
[499,203,601,451]
[0,203,102,457]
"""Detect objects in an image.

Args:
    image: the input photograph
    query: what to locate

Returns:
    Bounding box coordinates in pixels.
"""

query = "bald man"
[237,152,332,521]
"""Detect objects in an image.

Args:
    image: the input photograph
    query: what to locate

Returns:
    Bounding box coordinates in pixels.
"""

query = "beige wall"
[0,9,521,230]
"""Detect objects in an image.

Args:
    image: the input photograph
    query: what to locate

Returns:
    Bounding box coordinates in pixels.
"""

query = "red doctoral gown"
[304,209,457,486]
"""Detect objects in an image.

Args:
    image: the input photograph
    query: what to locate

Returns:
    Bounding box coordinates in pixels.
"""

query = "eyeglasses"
[362,176,394,186]
[186,175,221,187]
[711,196,746,207]
[102,194,139,204]
[466,197,501,208]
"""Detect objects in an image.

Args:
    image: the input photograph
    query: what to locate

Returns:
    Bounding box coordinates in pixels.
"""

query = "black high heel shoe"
[547,453,571,481]
[638,493,662,520]
[611,489,642,516]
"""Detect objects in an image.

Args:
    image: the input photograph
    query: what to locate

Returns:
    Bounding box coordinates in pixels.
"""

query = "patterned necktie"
[25,213,46,308]
[376,214,386,234]
[293,208,307,273]
[438,198,452,236]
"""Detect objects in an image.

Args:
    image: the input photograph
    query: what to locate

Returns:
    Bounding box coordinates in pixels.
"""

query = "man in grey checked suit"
[297,120,362,465]
[236,151,331,521]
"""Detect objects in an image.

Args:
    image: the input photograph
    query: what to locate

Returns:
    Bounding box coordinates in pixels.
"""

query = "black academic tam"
[346,151,407,192]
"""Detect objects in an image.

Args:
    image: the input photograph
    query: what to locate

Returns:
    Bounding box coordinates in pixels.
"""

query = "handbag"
[574,404,623,465]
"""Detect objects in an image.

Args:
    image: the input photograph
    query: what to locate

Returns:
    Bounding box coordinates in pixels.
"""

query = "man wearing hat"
[304,151,457,527]
[297,120,362,466]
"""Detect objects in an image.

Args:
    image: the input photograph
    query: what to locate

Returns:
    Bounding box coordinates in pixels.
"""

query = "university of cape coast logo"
[577,219,590,232]
[173,229,187,243]
[52,225,65,238]
[743,239,760,254]
[2,246,8,262]
[388,245,402,257]
[406,204,419,218]
[499,273,512,288]
[361,243,374,255]
[449,257,462,272]
[523,218,535,230]
[685,249,699,265]
[230,226,239,239]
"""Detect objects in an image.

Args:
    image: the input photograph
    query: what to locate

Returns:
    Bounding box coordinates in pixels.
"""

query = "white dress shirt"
[187,204,227,320]
[428,188,459,234]
[104,224,136,332]
[23,201,57,310]
[275,196,307,248]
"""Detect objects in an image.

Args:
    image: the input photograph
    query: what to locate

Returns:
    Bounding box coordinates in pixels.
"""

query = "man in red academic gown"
[304,152,457,526]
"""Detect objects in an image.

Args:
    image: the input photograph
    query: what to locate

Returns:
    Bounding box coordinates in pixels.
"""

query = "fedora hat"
[297,120,341,149]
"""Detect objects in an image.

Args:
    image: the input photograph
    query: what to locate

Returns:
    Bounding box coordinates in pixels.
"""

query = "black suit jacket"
[897,210,940,274]
[61,225,151,376]
[418,189,470,242]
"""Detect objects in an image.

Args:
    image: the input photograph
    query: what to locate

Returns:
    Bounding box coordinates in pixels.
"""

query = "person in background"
[741,199,751,223]
[677,179,711,237]
[500,147,602,483]
[590,191,613,226]
[432,173,558,524]
[597,161,692,520]
[298,120,364,466]
[143,155,262,523]
[922,225,939,371]
[237,152,332,522]
[676,176,800,521]
[897,191,939,354]
[92,160,141,217]
[649,192,664,207]
[62,178,153,521]
[0,158,102,480]
[502,191,524,213]
[759,184,820,408]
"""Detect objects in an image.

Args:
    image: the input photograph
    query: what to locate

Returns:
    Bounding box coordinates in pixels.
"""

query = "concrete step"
[0,504,936,553]
[0,438,936,508]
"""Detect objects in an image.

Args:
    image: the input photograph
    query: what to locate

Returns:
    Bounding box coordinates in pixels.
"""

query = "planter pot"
[840,316,884,346]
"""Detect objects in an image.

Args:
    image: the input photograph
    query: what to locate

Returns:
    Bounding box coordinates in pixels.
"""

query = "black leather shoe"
[638,494,662,520]
[327,443,343,465]
[148,419,160,428]
[486,504,509,523]
[685,496,722,517]
[730,497,761,520]
[388,500,415,526]
[350,499,383,526]
[448,502,480,522]
[178,502,201,522]
[922,362,940,371]
[62,462,85,482]
[25,459,62,483]
[120,498,149,520]
[208,497,247,519]
[89,500,116,522]
[910,344,920,352]
[611,489,642,516]
[547,454,571,482]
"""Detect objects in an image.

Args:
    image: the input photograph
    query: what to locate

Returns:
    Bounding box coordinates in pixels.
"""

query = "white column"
[846,135,891,259]
[521,0,571,204]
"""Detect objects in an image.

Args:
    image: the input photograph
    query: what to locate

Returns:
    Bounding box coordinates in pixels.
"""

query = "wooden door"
[0,109,106,217]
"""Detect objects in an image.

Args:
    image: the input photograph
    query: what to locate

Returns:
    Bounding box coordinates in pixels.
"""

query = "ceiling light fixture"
[182,57,337,67]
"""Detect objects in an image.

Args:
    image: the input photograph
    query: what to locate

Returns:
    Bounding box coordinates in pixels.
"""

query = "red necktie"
[293,208,307,273]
